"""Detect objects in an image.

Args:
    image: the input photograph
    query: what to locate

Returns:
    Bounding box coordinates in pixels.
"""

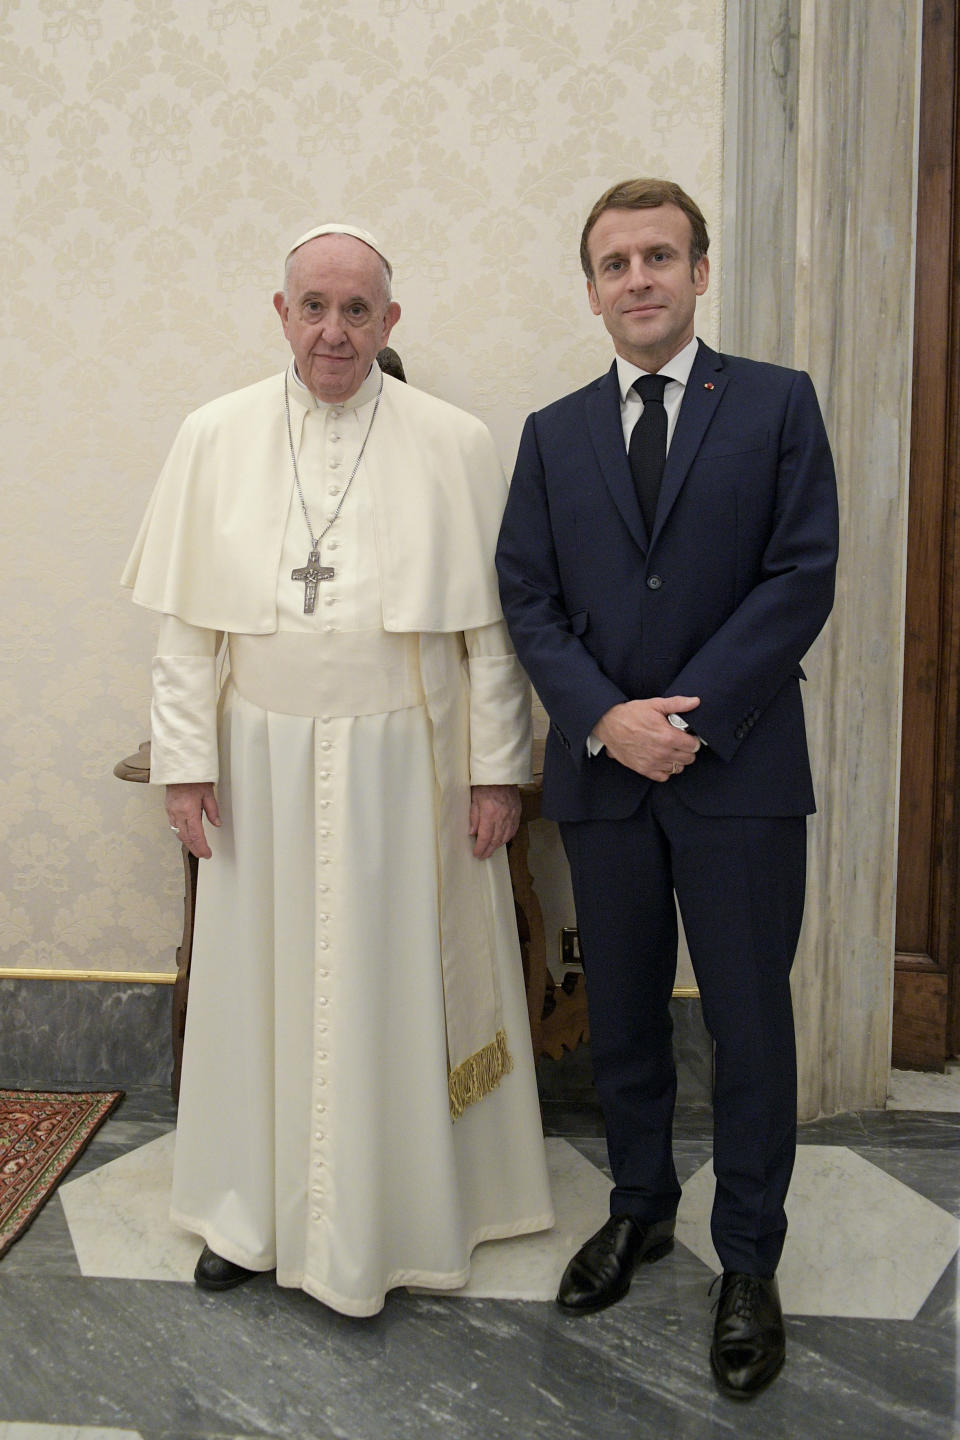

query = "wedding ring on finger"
[170,825,180,833]
[672,761,682,774]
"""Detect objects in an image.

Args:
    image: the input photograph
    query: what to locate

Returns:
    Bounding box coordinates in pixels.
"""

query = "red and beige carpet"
[0,1088,123,1259]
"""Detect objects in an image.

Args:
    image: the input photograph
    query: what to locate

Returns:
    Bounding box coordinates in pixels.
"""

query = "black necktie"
[629,373,669,535]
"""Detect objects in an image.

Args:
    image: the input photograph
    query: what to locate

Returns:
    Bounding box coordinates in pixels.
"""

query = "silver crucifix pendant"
[291,548,335,614]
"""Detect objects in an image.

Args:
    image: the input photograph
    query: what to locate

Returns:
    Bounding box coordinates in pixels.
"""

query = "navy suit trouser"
[560,781,806,1276]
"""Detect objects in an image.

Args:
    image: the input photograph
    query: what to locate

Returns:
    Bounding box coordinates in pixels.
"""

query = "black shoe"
[194,1244,258,1292]
[557,1214,675,1314]
[710,1271,785,1398]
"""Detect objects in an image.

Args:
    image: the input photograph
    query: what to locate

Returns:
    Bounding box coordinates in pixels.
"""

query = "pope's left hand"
[469,784,522,859]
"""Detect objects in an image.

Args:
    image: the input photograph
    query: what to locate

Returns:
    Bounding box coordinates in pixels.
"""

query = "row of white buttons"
[310,740,336,1228]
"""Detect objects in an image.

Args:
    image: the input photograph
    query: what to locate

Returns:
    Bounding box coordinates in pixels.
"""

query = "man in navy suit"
[496,179,838,1397]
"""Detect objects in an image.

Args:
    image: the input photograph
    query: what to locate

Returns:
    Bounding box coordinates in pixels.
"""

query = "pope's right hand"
[165,781,220,860]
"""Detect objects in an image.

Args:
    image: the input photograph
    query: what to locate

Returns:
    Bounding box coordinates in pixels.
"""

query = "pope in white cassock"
[122,223,554,1316]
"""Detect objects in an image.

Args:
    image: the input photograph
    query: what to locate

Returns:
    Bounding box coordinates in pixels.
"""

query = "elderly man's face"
[273,235,400,403]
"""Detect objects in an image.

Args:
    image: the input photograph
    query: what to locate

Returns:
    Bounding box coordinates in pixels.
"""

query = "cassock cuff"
[467,652,533,785]
[150,655,219,785]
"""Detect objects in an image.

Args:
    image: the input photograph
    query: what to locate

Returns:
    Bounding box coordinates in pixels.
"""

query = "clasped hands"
[593,695,701,782]
[167,779,520,863]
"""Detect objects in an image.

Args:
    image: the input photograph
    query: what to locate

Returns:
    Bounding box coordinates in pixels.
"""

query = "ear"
[693,256,709,297]
[381,300,401,344]
[273,291,288,327]
[587,279,601,316]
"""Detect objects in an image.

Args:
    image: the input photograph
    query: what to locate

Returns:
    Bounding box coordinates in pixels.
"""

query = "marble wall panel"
[789,0,920,1115]
[0,980,172,1090]
[0,973,716,1104]
[724,0,921,1115]
[536,998,713,1109]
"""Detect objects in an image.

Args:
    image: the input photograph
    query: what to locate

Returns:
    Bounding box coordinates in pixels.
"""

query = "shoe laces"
[595,1219,631,1257]
[709,1272,765,1318]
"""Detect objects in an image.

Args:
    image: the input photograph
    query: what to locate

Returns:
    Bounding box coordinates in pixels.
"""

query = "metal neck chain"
[283,369,383,552]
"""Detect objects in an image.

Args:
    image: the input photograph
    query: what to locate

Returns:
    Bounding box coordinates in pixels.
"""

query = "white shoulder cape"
[122,370,507,635]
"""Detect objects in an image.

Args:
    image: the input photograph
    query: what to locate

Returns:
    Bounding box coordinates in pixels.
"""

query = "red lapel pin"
[704,382,715,390]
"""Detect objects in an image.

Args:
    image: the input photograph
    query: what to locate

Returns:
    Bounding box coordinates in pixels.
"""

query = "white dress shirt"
[587,335,702,756]
[616,333,699,453]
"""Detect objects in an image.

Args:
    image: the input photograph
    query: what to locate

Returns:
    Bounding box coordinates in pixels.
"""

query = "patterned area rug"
[0,1089,123,1259]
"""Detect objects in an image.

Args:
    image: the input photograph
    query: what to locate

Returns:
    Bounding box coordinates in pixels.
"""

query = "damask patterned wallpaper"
[0,0,724,976]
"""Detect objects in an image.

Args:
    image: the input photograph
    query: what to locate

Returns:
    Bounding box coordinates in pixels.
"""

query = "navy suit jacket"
[496,342,839,822]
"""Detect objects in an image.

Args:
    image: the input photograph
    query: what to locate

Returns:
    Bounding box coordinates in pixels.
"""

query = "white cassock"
[126,363,554,1316]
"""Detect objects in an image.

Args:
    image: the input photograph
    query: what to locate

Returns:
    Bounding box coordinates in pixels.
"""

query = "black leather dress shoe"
[710,1271,785,1398]
[194,1244,259,1292]
[557,1214,675,1314]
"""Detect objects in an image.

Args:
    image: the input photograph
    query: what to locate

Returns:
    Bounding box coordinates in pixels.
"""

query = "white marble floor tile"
[434,1136,613,1301]
[888,1063,960,1112]
[0,1428,142,1439]
[59,1131,199,1282]
[676,1145,960,1318]
[59,1131,611,1300]
[63,1130,959,1319]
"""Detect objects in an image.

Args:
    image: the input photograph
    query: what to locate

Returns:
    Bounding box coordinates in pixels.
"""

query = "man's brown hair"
[580,178,710,280]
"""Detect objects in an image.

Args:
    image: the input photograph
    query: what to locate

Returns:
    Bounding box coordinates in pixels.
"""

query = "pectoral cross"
[291,548,334,614]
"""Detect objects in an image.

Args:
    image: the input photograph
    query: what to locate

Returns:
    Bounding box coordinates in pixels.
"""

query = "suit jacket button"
[646,574,663,590]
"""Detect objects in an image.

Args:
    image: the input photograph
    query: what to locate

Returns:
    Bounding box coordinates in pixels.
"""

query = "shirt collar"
[288,359,383,413]
[615,335,700,402]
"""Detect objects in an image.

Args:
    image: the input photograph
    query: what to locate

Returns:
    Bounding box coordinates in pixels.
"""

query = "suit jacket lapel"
[586,362,648,552]
[652,342,728,543]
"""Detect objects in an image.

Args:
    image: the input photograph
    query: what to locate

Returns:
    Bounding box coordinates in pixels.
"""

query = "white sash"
[229,630,424,718]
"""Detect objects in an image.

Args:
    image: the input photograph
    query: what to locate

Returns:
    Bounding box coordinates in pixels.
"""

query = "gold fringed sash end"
[448,1029,513,1120]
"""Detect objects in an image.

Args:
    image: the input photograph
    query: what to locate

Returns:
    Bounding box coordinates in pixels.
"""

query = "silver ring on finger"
[672,761,682,775]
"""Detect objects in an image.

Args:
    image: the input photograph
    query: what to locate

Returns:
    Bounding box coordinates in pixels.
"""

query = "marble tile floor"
[888,1062,960,1112]
[0,1088,958,1440]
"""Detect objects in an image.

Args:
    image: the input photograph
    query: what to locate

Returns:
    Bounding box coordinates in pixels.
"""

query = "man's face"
[586,204,709,372]
[273,235,400,403]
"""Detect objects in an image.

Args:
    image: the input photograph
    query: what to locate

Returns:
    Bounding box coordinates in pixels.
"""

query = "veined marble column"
[724,0,922,1116]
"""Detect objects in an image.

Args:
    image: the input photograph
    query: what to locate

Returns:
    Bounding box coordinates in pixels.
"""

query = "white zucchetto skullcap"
[285,223,392,278]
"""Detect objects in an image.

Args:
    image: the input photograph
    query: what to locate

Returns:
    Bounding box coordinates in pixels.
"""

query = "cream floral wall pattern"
[0,0,724,976]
